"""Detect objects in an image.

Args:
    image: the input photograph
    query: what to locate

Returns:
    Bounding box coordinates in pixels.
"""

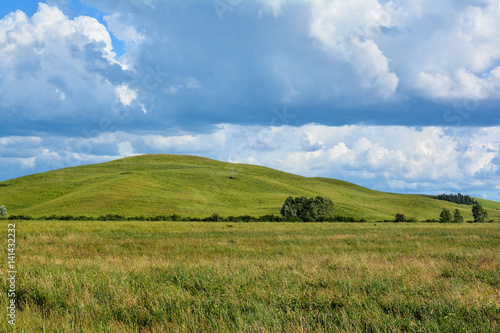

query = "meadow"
[1,221,499,332]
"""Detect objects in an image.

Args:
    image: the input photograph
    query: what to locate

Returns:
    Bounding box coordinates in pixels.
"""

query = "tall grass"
[1,221,499,332]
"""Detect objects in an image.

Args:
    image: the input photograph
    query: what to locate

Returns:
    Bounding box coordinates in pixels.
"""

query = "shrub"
[8,214,32,220]
[394,213,406,222]
[204,213,220,222]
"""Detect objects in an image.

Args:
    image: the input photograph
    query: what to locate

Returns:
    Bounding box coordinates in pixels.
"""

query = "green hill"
[0,154,499,221]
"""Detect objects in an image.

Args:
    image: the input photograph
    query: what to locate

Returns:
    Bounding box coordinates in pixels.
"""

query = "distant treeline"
[436,193,478,205]
[6,213,365,222]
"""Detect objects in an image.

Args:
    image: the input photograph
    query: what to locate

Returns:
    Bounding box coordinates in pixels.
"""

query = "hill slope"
[0,154,499,221]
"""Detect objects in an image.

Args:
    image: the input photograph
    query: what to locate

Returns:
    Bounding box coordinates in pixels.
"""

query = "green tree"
[312,196,334,219]
[0,205,6,219]
[280,196,297,218]
[453,209,463,223]
[472,204,488,223]
[280,196,334,221]
[439,208,452,223]
[394,213,406,222]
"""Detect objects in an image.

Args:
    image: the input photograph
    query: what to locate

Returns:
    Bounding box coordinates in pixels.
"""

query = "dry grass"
[1,221,499,332]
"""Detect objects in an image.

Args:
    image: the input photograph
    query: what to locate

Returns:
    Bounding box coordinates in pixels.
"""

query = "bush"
[98,214,125,221]
[394,213,406,222]
[204,213,220,222]
[170,214,182,221]
[8,214,32,220]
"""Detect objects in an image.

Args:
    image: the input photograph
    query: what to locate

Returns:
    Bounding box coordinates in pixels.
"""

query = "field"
[1,154,500,222]
[2,221,499,332]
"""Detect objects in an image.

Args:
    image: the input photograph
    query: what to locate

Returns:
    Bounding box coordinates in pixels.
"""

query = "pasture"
[1,221,499,332]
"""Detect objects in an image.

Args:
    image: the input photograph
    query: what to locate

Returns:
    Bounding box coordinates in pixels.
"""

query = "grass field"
[1,154,500,221]
[2,221,499,332]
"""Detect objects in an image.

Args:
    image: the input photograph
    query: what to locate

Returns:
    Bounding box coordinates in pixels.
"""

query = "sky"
[0,0,499,201]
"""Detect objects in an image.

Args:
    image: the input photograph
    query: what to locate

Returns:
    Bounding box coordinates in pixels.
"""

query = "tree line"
[1,213,363,223]
[394,204,490,223]
[436,193,478,205]
[0,198,494,223]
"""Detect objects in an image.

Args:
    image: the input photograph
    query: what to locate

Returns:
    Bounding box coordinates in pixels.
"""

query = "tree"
[280,196,297,218]
[312,196,335,219]
[453,209,463,223]
[439,208,452,223]
[394,213,406,222]
[472,204,488,223]
[0,205,7,219]
[437,193,478,205]
[280,196,334,221]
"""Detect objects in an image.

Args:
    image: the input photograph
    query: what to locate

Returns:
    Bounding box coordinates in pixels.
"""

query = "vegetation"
[437,193,478,205]
[0,205,6,219]
[472,204,488,223]
[453,209,464,223]
[3,213,367,223]
[280,196,334,221]
[1,154,499,222]
[2,221,499,332]
[394,213,406,222]
[439,208,452,223]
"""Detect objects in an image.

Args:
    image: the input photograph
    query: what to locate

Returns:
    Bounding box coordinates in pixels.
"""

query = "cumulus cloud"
[309,0,399,98]
[381,0,500,101]
[1,1,499,203]
[0,3,134,126]
[2,0,500,132]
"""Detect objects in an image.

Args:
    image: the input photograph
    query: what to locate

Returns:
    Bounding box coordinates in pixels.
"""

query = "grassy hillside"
[0,154,499,221]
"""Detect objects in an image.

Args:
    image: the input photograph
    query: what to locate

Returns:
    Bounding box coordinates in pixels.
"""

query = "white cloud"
[104,13,145,45]
[0,157,36,169]
[0,4,127,120]
[310,0,399,98]
[0,136,42,146]
[116,85,137,106]
[387,0,500,100]
[143,130,227,153]
[118,141,134,157]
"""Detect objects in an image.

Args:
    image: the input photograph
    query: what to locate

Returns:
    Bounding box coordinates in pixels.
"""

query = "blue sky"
[1,0,500,201]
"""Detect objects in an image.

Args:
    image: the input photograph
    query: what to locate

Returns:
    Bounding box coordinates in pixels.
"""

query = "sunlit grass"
[1,154,499,221]
[1,221,499,332]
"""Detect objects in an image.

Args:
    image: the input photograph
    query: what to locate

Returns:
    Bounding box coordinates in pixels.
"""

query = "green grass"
[0,154,499,221]
[2,221,499,332]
